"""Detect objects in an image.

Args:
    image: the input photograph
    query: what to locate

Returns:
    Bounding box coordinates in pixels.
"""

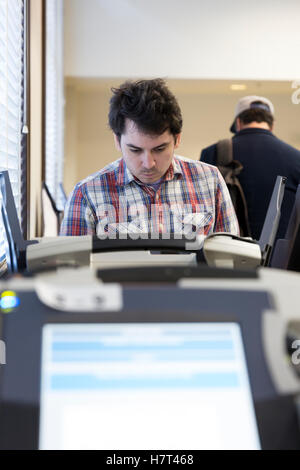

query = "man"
[201,96,300,240]
[60,79,239,239]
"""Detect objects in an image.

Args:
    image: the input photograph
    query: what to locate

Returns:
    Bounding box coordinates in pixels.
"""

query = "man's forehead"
[122,119,172,143]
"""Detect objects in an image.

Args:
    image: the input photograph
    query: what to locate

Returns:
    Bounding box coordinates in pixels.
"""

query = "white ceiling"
[64,0,300,80]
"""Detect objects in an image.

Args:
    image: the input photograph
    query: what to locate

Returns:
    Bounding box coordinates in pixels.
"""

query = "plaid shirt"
[60,156,239,238]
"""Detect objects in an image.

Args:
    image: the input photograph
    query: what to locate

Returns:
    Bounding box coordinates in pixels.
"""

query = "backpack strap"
[216,139,233,166]
[216,139,244,181]
[216,139,252,237]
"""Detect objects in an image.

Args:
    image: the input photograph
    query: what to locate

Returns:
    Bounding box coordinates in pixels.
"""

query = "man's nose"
[142,152,156,169]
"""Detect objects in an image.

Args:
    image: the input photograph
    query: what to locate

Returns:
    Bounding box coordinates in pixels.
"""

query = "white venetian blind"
[0,0,24,217]
[45,0,64,210]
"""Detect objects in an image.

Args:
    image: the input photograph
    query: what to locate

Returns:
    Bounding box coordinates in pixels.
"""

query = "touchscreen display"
[39,322,260,450]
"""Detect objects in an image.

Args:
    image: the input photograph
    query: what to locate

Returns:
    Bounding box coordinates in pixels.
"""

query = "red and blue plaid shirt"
[60,155,239,238]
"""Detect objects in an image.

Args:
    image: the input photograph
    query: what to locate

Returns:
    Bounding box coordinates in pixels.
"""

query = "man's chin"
[139,173,160,183]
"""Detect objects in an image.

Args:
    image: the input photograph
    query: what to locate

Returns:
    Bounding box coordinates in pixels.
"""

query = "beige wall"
[64,78,300,196]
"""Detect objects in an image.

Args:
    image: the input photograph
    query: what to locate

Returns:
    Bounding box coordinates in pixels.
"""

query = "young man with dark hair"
[201,96,300,240]
[60,79,239,239]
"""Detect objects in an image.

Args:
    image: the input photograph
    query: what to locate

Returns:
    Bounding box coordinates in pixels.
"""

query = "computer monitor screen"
[39,322,260,450]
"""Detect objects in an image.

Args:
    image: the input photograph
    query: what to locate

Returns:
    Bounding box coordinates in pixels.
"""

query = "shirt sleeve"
[59,184,96,236]
[214,169,240,235]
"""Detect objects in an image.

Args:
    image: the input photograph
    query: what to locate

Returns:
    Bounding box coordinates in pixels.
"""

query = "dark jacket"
[200,128,300,240]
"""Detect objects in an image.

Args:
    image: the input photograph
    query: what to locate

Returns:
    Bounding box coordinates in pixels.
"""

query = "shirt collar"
[171,156,183,179]
[117,156,183,187]
[234,128,273,137]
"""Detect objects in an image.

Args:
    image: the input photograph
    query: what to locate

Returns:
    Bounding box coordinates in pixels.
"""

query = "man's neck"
[239,122,272,131]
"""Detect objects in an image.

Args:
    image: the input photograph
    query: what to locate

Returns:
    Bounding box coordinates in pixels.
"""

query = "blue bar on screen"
[50,372,240,391]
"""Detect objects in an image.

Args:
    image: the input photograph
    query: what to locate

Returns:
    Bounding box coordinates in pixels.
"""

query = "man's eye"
[130,148,141,153]
[155,147,165,153]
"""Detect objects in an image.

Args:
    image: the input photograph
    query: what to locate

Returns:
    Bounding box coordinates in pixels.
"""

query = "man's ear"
[174,133,182,149]
[113,134,121,151]
[235,118,241,132]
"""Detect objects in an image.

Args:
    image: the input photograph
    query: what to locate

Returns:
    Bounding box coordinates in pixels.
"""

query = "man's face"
[114,119,181,184]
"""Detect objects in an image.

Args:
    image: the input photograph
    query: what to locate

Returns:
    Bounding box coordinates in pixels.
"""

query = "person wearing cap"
[200,96,300,240]
[60,78,239,239]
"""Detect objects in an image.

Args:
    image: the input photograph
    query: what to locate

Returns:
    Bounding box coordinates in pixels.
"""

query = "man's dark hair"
[238,101,274,128]
[108,78,183,140]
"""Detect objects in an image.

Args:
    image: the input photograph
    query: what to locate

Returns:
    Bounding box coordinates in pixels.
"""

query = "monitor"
[271,184,300,271]
[1,281,299,450]
[39,322,260,450]
[0,172,88,274]
[0,172,22,276]
[257,175,286,266]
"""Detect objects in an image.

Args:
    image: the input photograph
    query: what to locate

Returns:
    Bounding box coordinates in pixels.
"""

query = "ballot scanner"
[203,175,288,269]
[0,170,290,276]
[203,178,300,272]
[32,175,288,272]
[0,171,202,274]
[0,265,300,450]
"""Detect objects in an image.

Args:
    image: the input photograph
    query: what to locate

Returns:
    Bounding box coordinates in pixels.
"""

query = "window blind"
[45,0,64,211]
[0,0,24,216]
[0,0,25,272]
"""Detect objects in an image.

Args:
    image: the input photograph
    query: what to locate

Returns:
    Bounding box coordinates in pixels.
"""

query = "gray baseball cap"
[230,95,275,133]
